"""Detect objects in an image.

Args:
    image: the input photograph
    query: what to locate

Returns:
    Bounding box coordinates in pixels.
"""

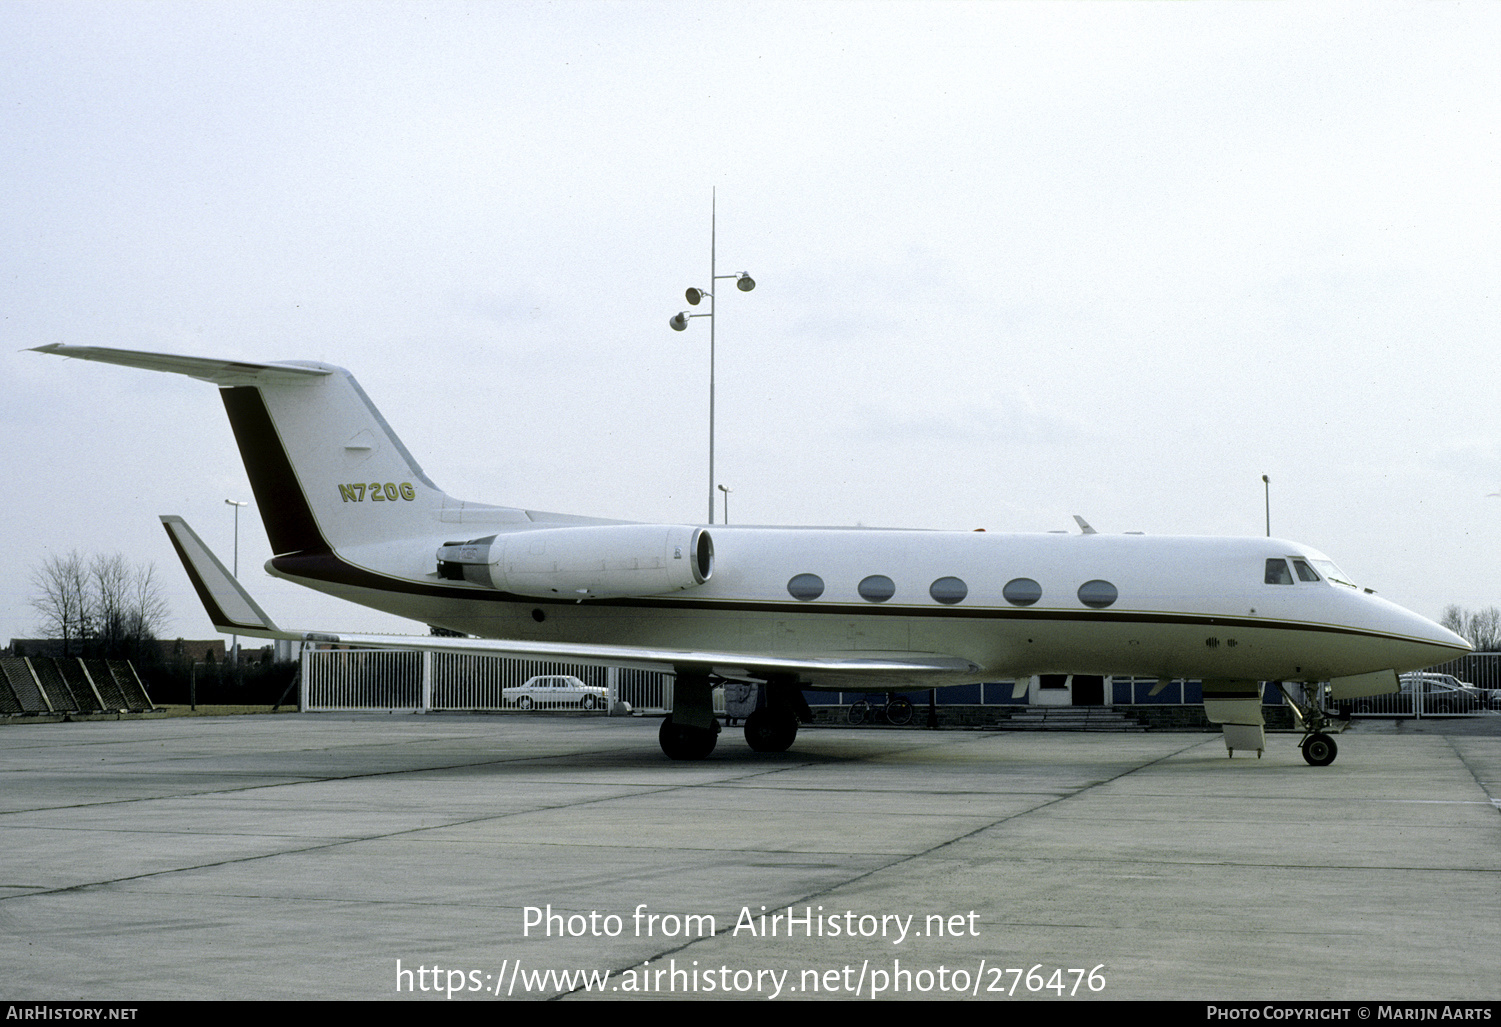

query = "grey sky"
[4,1,1498,644]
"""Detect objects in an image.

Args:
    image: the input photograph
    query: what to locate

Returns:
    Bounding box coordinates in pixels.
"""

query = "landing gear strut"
[660,669,720,760]
[1279,682,1348,767]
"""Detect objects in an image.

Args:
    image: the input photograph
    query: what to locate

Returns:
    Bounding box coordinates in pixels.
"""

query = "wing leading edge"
[159,516,982,683]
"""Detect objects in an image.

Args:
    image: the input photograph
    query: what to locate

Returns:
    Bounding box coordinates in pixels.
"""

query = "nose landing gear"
[1279,682,1348,766]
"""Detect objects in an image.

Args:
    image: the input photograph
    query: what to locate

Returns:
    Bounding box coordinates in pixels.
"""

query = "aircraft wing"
[160,516,981,684]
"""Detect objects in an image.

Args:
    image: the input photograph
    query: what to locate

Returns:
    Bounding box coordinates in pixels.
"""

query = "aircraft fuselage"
[281,525,1459,690]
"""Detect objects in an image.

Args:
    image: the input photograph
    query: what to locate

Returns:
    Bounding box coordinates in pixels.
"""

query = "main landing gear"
[659,671,810,759]
[659,668,721,760]
[1278,682,1349,767]
[659,714,720,760]
[742,675,811,754]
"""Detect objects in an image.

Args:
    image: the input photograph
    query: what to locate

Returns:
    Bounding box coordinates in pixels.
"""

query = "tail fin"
[34,344,462,556]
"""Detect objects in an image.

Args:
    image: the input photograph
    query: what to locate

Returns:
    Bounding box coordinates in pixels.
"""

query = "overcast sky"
[4,1,1499,645]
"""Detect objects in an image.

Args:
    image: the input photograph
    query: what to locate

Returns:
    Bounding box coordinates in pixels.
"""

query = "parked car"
[1354,674,1495,715]
[503,675,608,710]
[1404,672,1499,710]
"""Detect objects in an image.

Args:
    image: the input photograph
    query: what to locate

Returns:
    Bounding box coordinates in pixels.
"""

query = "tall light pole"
[1262,475,1270,537]
[718,483,732,525]
[669,189,755,524]
[225,499,247,664]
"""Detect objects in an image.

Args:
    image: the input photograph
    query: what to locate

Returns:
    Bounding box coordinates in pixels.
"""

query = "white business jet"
[34,344,1470,763]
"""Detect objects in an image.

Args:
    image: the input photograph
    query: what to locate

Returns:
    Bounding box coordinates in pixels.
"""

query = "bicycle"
[847,694,914,726]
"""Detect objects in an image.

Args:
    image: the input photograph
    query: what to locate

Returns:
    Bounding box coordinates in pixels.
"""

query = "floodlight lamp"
[669,312,690,331]
[735,274,755,292]
[685,287,706,306]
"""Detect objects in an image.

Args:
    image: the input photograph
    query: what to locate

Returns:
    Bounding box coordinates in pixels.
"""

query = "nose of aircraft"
[1389,603,1473,669]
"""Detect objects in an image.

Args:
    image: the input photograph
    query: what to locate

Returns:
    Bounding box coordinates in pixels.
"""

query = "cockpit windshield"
[1310,559,1357,588]
[1264,556,1358,588]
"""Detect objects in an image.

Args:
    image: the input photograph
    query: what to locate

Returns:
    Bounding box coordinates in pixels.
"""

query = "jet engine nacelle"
[436,524,713,599]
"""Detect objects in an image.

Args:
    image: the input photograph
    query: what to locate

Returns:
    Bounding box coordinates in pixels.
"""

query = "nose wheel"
[1301,732,1338,766]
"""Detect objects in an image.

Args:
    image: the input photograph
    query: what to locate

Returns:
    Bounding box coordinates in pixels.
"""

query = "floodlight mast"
[225,498,247,664]
[668,188,754,524]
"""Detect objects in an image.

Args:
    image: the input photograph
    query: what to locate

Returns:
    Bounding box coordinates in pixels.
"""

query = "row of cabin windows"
[786,573,1120,609]
[782,558,1346,606]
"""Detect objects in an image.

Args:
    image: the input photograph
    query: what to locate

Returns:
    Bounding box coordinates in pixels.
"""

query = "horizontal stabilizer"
[33,343,330,386]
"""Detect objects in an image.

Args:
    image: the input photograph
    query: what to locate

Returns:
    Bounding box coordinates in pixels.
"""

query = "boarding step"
[993,707,1148,731]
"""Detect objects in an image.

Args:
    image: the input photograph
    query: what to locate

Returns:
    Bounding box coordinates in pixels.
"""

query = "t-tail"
[32,344,467,560]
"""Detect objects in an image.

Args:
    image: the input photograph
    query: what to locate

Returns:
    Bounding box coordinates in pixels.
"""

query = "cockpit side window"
[1292,559,1320,582]
[1264,558,1294,585]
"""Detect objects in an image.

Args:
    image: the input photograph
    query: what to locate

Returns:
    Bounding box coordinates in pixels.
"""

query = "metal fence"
[299,646,1500,719]
[300,646,674,713]
[1426,652,1501,691]
[1343,653,1500,717]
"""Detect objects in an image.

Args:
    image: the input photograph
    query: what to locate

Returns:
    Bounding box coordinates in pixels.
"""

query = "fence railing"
[301,647,675,713]
[298,647,1500,718]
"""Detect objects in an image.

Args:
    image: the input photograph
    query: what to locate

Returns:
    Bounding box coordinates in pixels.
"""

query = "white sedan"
[503,675,608,711]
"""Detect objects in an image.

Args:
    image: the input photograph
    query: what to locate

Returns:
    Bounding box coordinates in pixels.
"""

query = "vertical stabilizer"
[32,345,459,555]
[217,364,451,554]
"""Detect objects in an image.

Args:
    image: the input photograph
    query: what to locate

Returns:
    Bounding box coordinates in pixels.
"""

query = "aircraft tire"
[744,709,798,752]
[659,716,718,760]
[1302,733,1337,767]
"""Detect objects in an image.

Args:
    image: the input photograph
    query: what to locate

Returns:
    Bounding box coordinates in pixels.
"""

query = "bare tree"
[90,553,132,656]
[1440,605,1501,652]
[29,551,90,658]
[29,552,170,660]
[126,563,170,646]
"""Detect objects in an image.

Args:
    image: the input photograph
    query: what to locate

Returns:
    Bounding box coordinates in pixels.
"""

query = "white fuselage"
[294,525,1463,689]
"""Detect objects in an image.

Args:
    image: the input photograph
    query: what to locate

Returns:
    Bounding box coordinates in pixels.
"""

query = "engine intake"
[437,524,713,599]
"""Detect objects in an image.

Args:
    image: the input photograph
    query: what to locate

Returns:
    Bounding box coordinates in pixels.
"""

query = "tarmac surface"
[1,712,1497,1002]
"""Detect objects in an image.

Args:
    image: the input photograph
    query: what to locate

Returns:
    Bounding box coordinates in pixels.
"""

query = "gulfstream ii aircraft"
[35,343,1470,763]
